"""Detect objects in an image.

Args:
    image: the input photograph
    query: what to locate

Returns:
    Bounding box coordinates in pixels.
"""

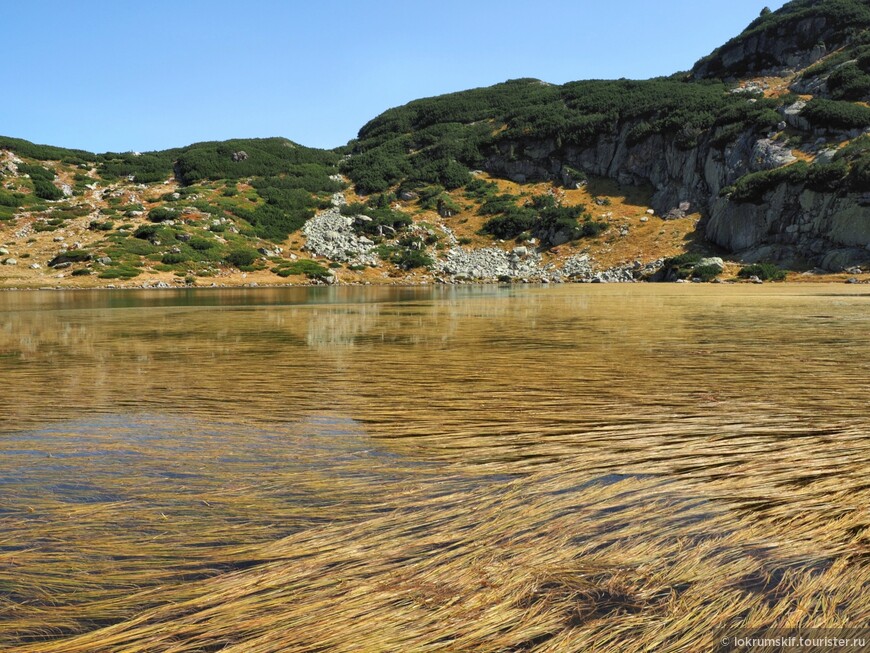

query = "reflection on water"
[0,284,868,650]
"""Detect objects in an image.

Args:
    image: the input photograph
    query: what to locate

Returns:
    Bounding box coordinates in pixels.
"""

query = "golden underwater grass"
[0,284,867,651]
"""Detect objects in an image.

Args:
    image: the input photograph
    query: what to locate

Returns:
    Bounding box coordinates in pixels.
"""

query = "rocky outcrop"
[692,15,834,79]
[436,246,550,280]
[482,102,869,271]
[706,187,870,270]
[302,196,380,266]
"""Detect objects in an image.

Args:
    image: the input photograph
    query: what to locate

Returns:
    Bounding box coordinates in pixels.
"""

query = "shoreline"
[1,273,868,292]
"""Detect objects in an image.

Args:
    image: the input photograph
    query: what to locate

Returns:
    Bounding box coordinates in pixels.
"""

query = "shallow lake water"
[1,284,868,651]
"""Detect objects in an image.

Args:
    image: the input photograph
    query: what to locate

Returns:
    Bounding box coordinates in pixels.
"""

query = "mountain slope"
[2,0,870,288]
[342,0,870,271]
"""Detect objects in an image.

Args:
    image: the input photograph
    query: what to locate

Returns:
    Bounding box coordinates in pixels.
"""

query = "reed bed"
[0,285,868,651]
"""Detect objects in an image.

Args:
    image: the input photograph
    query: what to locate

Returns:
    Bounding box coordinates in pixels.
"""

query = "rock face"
[482,113,870,270]
[691,16,835,79]
[706,187,870,270]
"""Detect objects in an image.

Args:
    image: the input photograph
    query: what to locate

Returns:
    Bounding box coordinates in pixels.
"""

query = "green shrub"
[188,236,215,251]
[464,178,499,200]
[391,247,433,270]
[272,259,330,278]
[801,98,870,131]
[148,207,177,223]
[729,162,809,203]
[692,264,722,282]
[71,268,92,277]
[225,247,258,267]
[0,136,95,162]
[738,262,786,281]
[661,253,702,280]
[481,208,536,239]
[161,252,187,264]
[827,63,870,100]
[0,190,23,207]
[98,265,141,279]
[33,179,64,201]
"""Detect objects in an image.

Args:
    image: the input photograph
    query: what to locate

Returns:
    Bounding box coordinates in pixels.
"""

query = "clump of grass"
[272,259,330,278]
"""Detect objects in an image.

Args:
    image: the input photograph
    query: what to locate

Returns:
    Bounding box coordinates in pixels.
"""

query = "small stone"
[3,258,17,266]
[646,209,655,215]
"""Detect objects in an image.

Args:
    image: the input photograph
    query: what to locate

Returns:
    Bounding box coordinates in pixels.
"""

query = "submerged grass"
[0,285,868,651]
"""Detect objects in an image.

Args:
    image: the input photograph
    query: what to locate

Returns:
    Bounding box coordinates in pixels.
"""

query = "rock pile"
[302,205,379,266]
[437,246,547,280]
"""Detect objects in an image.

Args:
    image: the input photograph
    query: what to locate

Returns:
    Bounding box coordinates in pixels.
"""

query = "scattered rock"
[302,194,380,266]
[231,151,249,162]
[697,257,725,273]
[751,138,797,171]
[3,258,17,266]
[663,201,692,220]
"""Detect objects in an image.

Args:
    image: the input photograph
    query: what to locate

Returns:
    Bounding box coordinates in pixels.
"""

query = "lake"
[1,284,868,652]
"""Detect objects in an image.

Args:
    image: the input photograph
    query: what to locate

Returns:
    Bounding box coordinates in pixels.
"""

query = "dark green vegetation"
[343,78,782,194]
[18,163,64,200]
[660,254,723,282]
[271,259,330,279]
[478,192,605,244]
[725,134,870,202]
[1,137,343,244]
[738,262,787,280]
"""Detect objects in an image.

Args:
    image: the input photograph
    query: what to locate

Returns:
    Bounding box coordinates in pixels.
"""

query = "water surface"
[1,284,867,651]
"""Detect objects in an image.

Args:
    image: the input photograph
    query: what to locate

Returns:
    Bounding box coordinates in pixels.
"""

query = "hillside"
[2,0,870,288]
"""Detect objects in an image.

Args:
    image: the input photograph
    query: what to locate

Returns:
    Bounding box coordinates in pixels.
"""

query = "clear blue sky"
[6,0,786,153]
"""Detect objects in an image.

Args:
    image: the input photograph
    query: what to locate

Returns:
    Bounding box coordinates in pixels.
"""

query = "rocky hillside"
[344,0,870,273]
[2,0,870,289]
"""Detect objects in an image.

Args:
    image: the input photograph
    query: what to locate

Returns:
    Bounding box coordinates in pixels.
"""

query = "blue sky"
[6,0,786,153]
